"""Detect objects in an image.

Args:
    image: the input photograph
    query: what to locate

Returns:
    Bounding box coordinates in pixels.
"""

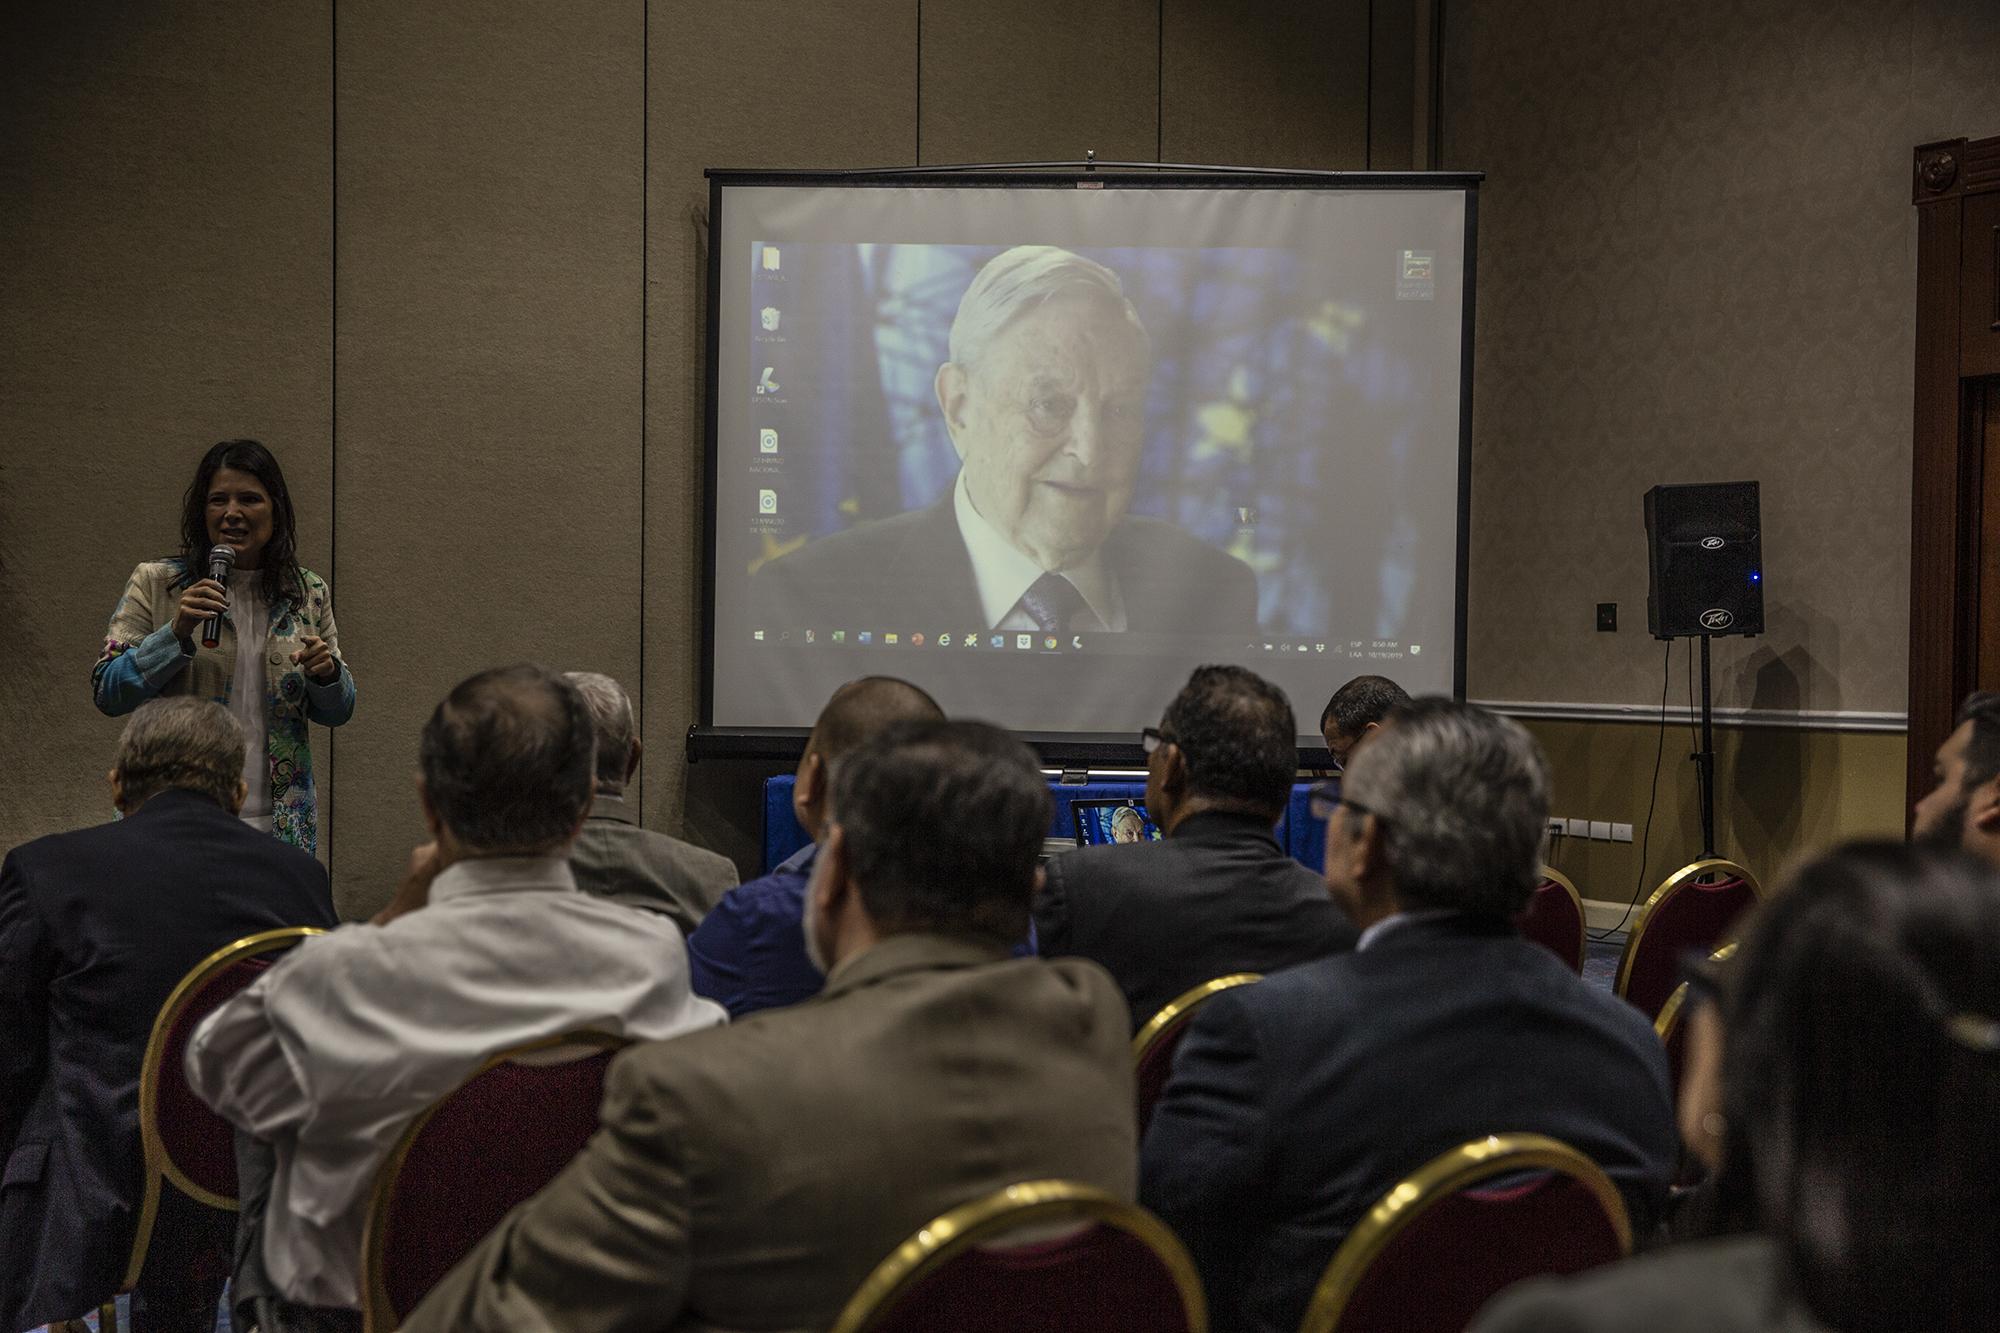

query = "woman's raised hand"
[171,579,230,643]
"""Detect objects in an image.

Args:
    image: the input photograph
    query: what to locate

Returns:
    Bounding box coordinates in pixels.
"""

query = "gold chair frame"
[1298,1133,1632,1333]
[1653,941,1739,1046]
[1614,858,1761,1003]
[827,1179,1209,1333]
[1532,866,1587,971]
[120,926,326,1291]
[1132,973,1263,1063]
[358,1029,630,1333]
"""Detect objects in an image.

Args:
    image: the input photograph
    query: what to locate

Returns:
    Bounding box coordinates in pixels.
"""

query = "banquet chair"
[828,1179,1207,1333]
[1132,974,1262,1135]
[1654,942,1738,1103]
[1517,868,1586,972]
[103,925,327,1322]
[1615,859,1760,1019]
[1298,1133,1632,1333]
[359,1030,628,1333]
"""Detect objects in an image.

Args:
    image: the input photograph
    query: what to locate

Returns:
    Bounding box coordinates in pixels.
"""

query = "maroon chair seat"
[1616,859,1760,1019]
[1132,975,1261,1137]
[830,1180,1205,1333]
[1517,869,1586,972]
[1300,1134,1632,1333]
[122,927,327,1291]
[360,1032,627,1332]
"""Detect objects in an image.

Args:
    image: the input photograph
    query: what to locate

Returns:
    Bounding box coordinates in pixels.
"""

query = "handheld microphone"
[200,544,235,649]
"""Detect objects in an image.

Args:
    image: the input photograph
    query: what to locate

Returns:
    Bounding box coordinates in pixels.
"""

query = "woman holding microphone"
[94,440,356,853]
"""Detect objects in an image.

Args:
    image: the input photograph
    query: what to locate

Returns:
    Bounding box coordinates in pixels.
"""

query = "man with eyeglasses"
[1034,665,1357,1032]
[1141,699,1676,1333]
[1913,692,2000,868]
[1318,674,1410,770]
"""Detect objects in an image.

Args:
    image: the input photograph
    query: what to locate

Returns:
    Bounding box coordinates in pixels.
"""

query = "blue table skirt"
[762,776,1328,874]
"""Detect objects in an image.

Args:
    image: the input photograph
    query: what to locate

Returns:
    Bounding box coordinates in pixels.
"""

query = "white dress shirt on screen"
[183,854,726,1309]
[953,471,1128,632]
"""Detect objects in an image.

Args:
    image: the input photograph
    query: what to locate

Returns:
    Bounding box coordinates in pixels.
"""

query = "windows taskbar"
[742,629,1426,663]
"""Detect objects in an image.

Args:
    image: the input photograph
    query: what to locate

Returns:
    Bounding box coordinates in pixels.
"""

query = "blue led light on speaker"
[1750,571,1761,582]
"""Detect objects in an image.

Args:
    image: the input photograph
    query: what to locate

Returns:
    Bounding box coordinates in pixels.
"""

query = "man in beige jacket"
[402,717,1137,1333]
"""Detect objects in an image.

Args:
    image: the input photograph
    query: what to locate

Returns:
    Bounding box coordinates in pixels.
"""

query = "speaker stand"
[1691,634,1717,858]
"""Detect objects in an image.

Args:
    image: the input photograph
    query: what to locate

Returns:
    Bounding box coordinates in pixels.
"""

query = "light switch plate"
[1589,820,1612,841]
[1611,822,1634,843]
[1568,818,1592,839]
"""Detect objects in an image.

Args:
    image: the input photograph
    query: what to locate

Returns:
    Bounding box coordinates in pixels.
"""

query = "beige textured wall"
[0,2,333,849]
[1445,0,2000,716]
[0,2,1413,910]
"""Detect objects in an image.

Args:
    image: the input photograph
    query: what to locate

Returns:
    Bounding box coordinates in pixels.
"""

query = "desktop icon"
[1296,643,1309,653]
[758,489,777,514]
[760,306,781,332]
[884,632,899,645]
[1043,636,1058,650]
[761,245,780,271]
[910,633,925,647]
[938,633,952,647]
[752,630,765,641]
[990,634,1006,648]
[804,629,815,644]
[831,630,845,643]
[858,631,872,645]
[1071,635,1083,650]
[757,367,779,395]
[1016,634,1032,650]
[1411,644,1423,655]
[1314,642,1326,652]
[759,427,778,453]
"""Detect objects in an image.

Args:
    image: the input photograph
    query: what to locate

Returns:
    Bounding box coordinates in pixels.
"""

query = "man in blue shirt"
[689,676,944,1016]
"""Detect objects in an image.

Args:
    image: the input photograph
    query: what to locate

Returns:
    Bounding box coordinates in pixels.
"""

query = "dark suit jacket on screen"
[401,934,1139,1333]
[0,789,337,1330]
[568,793,739,938]
[749,492,1259,634]
[1469,1235,1830,1333]
[1035,810,1358,1030]
[1139,911,1678,1333]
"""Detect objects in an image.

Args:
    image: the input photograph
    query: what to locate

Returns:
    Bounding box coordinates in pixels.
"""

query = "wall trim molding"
[1479,700,1909,735]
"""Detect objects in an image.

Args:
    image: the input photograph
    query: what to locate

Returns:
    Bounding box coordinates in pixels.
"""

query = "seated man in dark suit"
[401,719,1139,1332]
[0,698,337,1332]
[687,675,943,1017]
[564,671,738,936]
[1036,664,1358,1030]
[1141,699,1677,1333]
[750,244,1257,636]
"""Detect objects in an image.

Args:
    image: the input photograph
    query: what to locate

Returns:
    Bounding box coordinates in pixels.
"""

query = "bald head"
[795,677,946,839]
[807,677,946,764]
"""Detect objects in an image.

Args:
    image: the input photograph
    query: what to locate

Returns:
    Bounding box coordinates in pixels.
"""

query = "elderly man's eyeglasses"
[1307,782,1375,824]
[1140,726,1176,755]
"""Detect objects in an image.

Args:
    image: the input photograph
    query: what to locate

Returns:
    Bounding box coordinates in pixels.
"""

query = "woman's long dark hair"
[176,439,304,607]
[1720,841,2000,1331]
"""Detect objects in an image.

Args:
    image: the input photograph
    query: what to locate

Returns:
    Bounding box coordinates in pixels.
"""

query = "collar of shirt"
[428,854,581,905]
[587,792,638,826]
[775,842,819,876]
[952,471,1126,631]
[1356,908,1462,952]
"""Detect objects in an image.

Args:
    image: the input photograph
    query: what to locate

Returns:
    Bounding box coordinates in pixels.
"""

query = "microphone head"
[207,544,237,575]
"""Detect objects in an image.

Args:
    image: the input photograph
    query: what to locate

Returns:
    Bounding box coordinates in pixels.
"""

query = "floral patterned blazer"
[92,559,356,854]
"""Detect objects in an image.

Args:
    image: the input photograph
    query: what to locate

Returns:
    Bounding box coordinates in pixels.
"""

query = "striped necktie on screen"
[1017,572,1089,632]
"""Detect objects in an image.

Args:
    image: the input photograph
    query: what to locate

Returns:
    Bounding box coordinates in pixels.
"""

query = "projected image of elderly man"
[752,245,1258,635]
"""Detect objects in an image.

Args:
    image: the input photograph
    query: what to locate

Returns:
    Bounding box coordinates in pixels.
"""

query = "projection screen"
[699,170,1477,760]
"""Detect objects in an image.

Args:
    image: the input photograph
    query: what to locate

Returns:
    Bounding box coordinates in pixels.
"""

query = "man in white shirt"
[185,664,725,1328]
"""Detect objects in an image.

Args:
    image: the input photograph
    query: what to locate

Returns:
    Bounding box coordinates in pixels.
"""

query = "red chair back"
[123,927,326,1290]
[1132,975,1261,1137]
[1301,1135,1631,1333]
[361,1033,626,1331]
[1616,859,1760,1019]
[830,1181,1205,1333]
[1517,870,1586,972]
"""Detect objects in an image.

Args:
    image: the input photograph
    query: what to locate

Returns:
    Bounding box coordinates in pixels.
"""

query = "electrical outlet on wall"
[1611,823,1634,843]
[1567,818,1591,839]
[1589,820,1612,841]
[1547,818,1567,840]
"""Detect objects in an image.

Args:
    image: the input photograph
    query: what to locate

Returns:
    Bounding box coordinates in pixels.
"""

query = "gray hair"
[564,671,635,792]
[947,245,1150,372]
[1340,698,1550,916]
[114,697,246,810]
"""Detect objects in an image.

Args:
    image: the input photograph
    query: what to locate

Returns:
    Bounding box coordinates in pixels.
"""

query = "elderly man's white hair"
[564,671,635,793]
[946,244,1151,372]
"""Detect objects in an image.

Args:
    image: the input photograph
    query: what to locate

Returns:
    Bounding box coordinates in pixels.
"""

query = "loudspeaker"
[1644,481,1763,639]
